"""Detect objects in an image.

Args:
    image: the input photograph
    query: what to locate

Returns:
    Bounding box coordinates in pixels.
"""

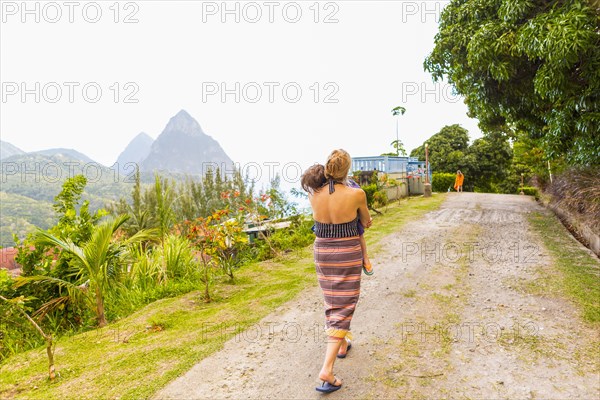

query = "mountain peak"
[114,132,154,170]
[141,110,232,175]
[164,109,204,136]
[133,132,153,142]
[175,109,192,119]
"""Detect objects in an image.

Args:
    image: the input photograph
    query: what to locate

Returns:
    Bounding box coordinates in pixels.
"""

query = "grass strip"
[528,211,600,324]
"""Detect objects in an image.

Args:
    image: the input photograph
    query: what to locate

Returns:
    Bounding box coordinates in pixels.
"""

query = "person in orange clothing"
[454,170,464,192]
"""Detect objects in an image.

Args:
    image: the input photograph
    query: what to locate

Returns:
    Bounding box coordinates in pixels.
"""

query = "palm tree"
[17,215,157,327]
[390,139,407,156]
[391,106,407,156]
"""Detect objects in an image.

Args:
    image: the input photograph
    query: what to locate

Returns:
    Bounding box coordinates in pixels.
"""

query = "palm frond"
[13,275,92,310]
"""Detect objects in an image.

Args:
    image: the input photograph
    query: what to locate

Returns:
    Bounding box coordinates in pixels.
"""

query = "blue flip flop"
[363,261,374,276]
[337,341,352,359]
[315,377,342,393]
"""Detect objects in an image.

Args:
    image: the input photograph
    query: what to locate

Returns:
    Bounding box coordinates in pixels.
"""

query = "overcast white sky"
[1,0,480,188]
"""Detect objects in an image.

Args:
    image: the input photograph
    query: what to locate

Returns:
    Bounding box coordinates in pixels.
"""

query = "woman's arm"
[356,190,372,229]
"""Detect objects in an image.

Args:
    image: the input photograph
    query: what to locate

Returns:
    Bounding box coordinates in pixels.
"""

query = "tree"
[0,295,56,381]
[14,175,109,329]
[18,215,156,327]
[391,106,407,156]
[382,140,407,157]
[465,131,513,192]
[51,175,107,245]
[183,209,245,300]
[411,124,470,173]
[424,0,600,165]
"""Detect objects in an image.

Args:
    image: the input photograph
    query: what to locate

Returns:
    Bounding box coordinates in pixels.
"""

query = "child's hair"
[301,164,327,193]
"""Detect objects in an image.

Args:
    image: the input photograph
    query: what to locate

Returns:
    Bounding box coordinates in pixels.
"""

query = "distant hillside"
[114,132,154,173]
[32,148,99,164]
[0,140,25,159]
[0,192,55,247]
[0,152,135,205]
[141,110,232,175]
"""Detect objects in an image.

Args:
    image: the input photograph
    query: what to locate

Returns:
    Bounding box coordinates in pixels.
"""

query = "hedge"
[432,172,456,192]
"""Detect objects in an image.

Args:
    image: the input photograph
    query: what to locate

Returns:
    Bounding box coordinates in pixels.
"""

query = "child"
[454,170,464,192]
[301,164,374,275]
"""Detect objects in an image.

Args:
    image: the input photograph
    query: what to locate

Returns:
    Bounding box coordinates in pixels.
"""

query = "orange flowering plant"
[176,204,247,300]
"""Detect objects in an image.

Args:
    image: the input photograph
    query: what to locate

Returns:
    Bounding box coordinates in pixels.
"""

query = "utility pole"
[424,143,432,197]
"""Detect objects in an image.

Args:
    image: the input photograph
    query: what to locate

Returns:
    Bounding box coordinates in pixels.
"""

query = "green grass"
[0,194,447,399]
[528,211,600,324]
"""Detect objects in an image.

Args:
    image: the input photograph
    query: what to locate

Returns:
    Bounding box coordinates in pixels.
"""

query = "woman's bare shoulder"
[347,185,365,196]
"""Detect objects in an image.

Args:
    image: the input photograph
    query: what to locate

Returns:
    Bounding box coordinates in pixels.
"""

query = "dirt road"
[154,193,599,399]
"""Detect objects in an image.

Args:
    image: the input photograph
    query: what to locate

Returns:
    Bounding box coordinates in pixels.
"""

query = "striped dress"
[314,216,363,340]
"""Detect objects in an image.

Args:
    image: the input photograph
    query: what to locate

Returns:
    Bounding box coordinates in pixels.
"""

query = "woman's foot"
[363,258,374,275]
[318,370,342,387]
[337,339,351,358]
[315,375,342,393]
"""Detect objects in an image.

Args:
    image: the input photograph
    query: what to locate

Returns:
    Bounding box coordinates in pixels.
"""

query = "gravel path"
[154,193,599,399]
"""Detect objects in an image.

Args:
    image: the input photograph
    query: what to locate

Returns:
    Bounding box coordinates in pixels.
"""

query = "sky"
[0,0,481,191]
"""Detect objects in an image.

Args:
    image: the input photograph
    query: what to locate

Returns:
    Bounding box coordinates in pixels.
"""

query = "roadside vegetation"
[528,211,600,325]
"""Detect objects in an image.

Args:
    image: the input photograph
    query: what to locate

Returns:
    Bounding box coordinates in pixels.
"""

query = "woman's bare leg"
[360,235,372,273]
[318,337,344,385]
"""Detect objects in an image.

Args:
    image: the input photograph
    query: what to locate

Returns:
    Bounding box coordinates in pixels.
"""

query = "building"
[351,155,431,197]
[0,247,21,277]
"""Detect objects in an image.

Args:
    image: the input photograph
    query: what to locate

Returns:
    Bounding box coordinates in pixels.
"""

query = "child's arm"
[356,190,372,229]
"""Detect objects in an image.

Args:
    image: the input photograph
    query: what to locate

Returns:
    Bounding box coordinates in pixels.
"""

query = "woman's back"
[310,184,364,224]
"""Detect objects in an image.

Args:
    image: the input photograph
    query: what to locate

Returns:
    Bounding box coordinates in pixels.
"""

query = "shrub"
[432,172,456,192]
[159,234,197,280]
[252,218,314,260]
[521,186,539,199]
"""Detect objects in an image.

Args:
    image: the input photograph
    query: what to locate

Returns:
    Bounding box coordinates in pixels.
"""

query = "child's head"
[301,164,327,194]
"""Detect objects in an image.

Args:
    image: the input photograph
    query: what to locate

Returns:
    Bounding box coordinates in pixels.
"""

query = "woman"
[300,163,374,275]
[301,149,372,393]
[454,170,464,192]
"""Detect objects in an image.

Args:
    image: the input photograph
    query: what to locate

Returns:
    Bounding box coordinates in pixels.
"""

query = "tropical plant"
[16,215,157,327]
[391,106,407,156]
[182,209,246,300]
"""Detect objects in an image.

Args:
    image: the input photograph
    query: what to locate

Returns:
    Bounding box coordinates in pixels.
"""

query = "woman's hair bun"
[325,149,351,181]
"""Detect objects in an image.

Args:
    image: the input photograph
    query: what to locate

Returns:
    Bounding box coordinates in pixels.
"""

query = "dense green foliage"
[521,186,540,198]
[354,171,389,211]
[424,0,600,165]
[411,124,470,173]
[432,173,456,192]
